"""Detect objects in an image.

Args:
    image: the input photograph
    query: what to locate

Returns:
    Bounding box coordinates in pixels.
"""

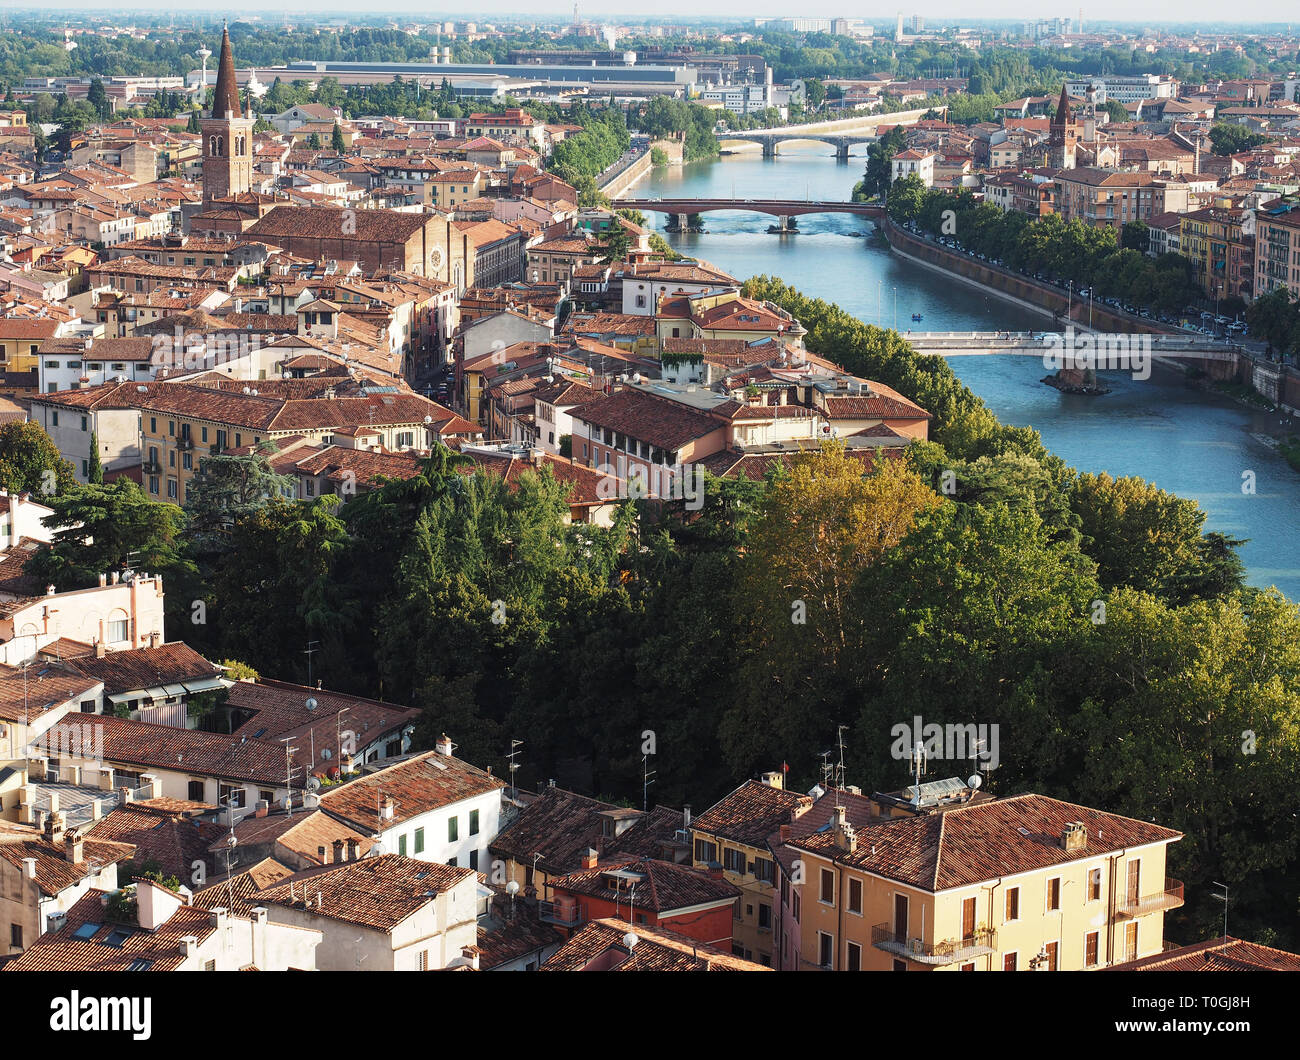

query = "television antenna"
[642,751,655,812]
[909,741,927,809]
[1211,881,1230,941]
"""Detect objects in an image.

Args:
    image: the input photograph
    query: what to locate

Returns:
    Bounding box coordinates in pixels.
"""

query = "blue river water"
[637,147,1300,599]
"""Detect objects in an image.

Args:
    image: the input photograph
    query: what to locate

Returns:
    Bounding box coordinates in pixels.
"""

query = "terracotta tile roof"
[61,642,223,696]
[552,858,739,914]
[0,537,46,598]
[541,918,770,971]
[85,803,225,883]
[254,853,474,931]
[490,787,640,877]
[692,780,813,848]
[786,793,1182,891]
[572,388,723,452]
[0,666,100,723]
[318,749,504,833]
[601,805,692,863]
[1108,936,1300,972]
[822,391,932,420]
[476,895,562,969]
[224,678,419,753]
[246,205,432,245]
[1,888,213,971]
[192,857,297,917]
[52,715,301,788]
[0,821,135,897]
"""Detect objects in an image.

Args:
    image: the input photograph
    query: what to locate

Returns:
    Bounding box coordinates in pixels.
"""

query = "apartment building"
[690,773,813,966]
[1053,168,1181,231]
[1179,206,1255,301]
[778,781,1182,971]
[891,149,936,187]
[1254,195,1300,299]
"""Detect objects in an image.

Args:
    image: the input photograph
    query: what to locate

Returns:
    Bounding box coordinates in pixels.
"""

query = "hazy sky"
[17,2,1300,26]
[12,2,1300,23]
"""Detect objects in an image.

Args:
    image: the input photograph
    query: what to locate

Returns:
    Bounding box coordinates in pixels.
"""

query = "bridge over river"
[617,197,884,231]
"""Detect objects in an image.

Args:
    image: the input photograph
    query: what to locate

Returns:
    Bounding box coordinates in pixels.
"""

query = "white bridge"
[905,331,1241,362]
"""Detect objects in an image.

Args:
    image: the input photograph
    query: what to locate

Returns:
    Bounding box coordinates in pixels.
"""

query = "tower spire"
[211,24,240,120]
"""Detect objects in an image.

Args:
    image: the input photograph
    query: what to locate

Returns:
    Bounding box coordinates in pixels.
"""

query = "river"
[635,146,1300,600]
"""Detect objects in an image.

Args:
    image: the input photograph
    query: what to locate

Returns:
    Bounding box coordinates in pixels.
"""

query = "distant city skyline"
[15,3,1300,27]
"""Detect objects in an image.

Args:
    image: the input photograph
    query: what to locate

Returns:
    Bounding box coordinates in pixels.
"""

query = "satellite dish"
[506,880,520,896]
[622,931,638,950]
[306,777,321,792]
[967,774,982,790]
[305,697,318,712]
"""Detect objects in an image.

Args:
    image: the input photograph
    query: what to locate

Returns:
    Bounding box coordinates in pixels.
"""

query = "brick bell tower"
[1049,83,1078,171]
[200,25,254,211]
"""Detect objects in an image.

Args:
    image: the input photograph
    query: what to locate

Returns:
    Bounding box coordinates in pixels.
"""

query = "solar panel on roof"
[73,922,101,939]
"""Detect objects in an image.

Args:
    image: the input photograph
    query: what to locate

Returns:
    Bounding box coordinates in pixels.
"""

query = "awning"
[162,684,189,697]
[107,690,142,705]
[182,677,228,694]
[143,686,168,700]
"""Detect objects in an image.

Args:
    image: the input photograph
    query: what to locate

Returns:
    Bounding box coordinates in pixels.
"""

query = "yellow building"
[690,773,813,967]
[778,783,1182,972]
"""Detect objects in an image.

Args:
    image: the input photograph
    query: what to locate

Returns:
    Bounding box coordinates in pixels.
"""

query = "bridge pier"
[834,140,850,161]
[674,213,689,232]
[762,140,777,158]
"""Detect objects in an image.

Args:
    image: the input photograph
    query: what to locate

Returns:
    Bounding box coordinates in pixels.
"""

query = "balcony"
[538,901,581,927]
[871,923,997,966]
[1117,878,1184,918]
[142,459,162,475]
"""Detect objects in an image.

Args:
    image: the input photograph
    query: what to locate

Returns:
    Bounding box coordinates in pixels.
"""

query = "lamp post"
[1066,279,1073,324]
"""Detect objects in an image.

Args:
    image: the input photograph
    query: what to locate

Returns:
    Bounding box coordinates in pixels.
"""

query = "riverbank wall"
[599,150,652,199]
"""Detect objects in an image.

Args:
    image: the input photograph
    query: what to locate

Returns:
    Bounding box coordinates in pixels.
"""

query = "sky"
[12,2,1300,27]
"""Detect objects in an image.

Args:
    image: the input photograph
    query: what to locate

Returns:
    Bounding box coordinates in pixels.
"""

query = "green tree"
[330,121,345,152]
[0,421,76,497]
[87,431,104,485]
[306,132,322,149]
[24,479,195,592]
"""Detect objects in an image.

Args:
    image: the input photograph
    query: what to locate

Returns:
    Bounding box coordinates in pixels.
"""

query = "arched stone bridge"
[716,132,878,159]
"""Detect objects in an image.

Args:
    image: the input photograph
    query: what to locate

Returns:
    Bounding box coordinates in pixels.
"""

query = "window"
[818,931,833,968]
[51,410,59,426]
[960,962,975,971]
[1003,952,1018,971]
[757,903,771,929]
[414,827,424,854]
[1046,877,1061,911]
[80,415,87,431]
[1085,931,1099,968]
[469,849,479,870]
[108,618,129,641]
[149,417,157,433]
[846,941,862,971]
[1088,867,1102,901]
[10,923,21,948]
[820,868,834,904]
[1005,886,1020,922]
[149,476,159,495]
[188,780,204,801]
[447,857,457,867]
[217,784,246,809]
[848,877,863,915]
[167,479,177,499]
[1045,940,1059,971]
[469,810,479,835]
[1125,921,1138,962]
[418,949,428,971]
[448,816,459,843]
[792,892,800,923]
[398,834,408,856]
[753,856,774,884]
[723,847,746,875]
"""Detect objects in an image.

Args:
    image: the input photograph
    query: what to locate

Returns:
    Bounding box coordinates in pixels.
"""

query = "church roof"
[1055,84,1071,126]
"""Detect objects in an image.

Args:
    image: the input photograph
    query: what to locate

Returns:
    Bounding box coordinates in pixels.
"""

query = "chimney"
[179,935,199,957]
[254,800,269,818]
[832,806,857,853]
[98,573,107,587]
[581,846,599,870]
[434,733,454,756]
[1062,821,1088,852]
[44,810,66,846]
[110,571,119,585]
[118,786,131,807]
[65,831,84,864]
[682,805,691,830]
[759,770,784,790]
[210,907,229,930]
[332,839,345,863]
[94,638,106,659]
[382,797,395,821]
[21,857,37,880]
[461,944,480,970]
[779,823,792,842]
[346,837,360,861]
[148,632,160,649]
